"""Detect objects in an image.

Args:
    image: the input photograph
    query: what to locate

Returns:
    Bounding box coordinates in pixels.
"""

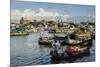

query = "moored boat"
[38,37,53,46]
[10,32,29,36]
[61,39,92,48]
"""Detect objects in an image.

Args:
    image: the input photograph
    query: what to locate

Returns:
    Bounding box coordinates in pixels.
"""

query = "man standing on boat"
[52,40,61,51]
[52,40,64,56]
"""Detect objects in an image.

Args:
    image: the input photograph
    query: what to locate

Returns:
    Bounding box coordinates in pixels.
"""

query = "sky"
[11,0,95,23]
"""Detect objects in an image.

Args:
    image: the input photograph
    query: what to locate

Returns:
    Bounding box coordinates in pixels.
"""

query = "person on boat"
[52,40,57,50]
[40,32,45,40]
[40,31,49,41]
[52,40,64,57]
[52,40,61,51]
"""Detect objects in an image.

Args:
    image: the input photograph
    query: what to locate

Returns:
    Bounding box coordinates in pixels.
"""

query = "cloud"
[11,8,69,23]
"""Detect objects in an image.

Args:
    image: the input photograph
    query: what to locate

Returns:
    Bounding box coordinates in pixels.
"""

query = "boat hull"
[10,32,29,36]
[50,48,90,63]
[39,41,52,45]
[61,39,92,48]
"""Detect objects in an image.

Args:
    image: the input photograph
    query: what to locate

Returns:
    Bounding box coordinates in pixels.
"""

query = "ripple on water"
[10,33,95,66]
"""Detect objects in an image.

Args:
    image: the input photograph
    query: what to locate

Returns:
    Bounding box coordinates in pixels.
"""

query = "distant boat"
[10,32,29,36]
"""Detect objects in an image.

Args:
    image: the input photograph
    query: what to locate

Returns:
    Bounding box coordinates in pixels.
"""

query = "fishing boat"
[50,45,90,62]
[61,39,92,48]
[39,39,52,45]
[38,30,54,46]
[10,32,29,36]
[38,36,53,46]
[61,31,92,47]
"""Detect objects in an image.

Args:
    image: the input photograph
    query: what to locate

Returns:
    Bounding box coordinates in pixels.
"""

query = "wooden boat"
[26,29,33,33]
[39,40,52,45]
[50,46,90,62]
[61,39,92,48]
[38,37,53,46]
[10,32,29,36]
[53,35,92,48]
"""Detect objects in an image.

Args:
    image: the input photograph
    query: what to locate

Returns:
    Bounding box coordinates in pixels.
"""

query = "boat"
[50,45,90,62]
[60,32,93,47]
[61,39,92,47]
[38,37,53,46]
[10,32,29,36]
[52,34,92,48]
[39,40,52,45]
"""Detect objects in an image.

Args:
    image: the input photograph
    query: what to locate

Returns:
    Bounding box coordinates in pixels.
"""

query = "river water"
[10,32,95,66]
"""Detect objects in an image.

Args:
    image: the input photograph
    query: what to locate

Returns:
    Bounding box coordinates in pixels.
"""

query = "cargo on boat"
[50,45,90,62]
[53,33,92,48]
[61,39,92,48]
